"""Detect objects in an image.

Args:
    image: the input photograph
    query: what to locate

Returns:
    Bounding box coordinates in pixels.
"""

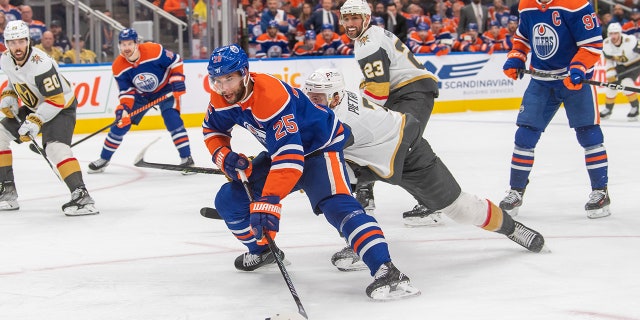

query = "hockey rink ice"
[1,109,638,320]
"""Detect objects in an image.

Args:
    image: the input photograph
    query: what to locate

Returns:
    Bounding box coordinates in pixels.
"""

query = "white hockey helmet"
[4,20,30,42]
[608,22,622,36]
[340,0,371,16]
[304,68,346,107]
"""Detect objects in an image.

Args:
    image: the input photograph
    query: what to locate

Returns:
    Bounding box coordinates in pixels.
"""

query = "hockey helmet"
[119,28,139,43]
[607,22,622,36]
[4,20,30,42]
[321,23,334,31]
[208,44,249,79]
[267,20,279,29]
[340,0,372,39]
[467,23,479,31]
[303,68,345,107]
[340,0,371,16]
[431,14,443,24]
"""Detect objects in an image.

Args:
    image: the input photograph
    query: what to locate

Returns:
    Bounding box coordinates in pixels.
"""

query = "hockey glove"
[18,114,43,142]
[250,195,281,245]
[171,81,186,98]
[563,63,586,91]
[503,50,526,80]
[212,146,253,181]
[115,104,132,128]
[0,91,19,119]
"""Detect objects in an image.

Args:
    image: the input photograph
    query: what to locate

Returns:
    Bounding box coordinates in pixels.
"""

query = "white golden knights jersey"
[1,46,75,122]
[602,33,640,78]
[333,90,405,178]
[354,25,437,106]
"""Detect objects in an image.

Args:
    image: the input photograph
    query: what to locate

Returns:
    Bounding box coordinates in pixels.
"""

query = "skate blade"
[64,204,100,216]
[370,282,421,301]
[587,206,611,219]
[403,217,445,228]
[628,116,639,122]
[0,201,20,211]
[87,167,106,174]
[240,258,292,272]
[333,258,368,272]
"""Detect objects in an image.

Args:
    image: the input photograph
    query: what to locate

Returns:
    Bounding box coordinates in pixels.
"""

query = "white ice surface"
[1,109,639,320]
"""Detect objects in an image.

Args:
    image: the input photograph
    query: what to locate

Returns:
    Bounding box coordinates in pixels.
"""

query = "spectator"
[373,1,386,17]
[158,0,189,20]
[480,20,508,53]
[610,4,628,25]
[453,22,483,52]
[296,1,313,39]
[457,0,488,35]
[20,5,45,44]
[0,11,6,52]
[489,0,510,27]
[255,20,291,58]
[622,8,640,40]
[406,22,432,53]
[261,0,295,35]
[504,14,517,49]
[304,0,339,35]
[35,30,63,63]
[384,2,408,43]
[292,29,319,55]
[428,14,455,55]
[63,35,97,64]
[50,19,70,52]
[314,23,352,55]
[245,5,263,57]
[101,10,114,55]
[0,0,20,21]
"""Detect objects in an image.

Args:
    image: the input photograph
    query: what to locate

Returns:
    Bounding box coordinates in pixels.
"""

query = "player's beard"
[222,84,247,105]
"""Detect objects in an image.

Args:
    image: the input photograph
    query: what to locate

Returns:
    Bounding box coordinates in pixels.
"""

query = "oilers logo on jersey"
[532,23,559,60]
[133,73,160,92]
[244,121,267,144]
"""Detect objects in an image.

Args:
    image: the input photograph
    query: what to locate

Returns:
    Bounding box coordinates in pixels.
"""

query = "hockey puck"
[200,207,222,219]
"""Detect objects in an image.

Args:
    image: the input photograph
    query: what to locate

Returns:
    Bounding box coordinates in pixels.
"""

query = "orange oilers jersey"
[203,72,348,200]
[112,42,184,108]
[515,0,603,82]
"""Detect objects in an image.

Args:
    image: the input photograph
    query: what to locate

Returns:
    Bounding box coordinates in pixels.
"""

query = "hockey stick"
[200,207,223,219]
[519,69,640,93]
[133,137,223,174]
[237,170,309,320]
[28,92,173,155]
[12,112,62,182]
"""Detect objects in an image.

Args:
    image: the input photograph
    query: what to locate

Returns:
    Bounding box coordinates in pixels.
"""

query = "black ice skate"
[402,204,445,227]
[180,156,195,175]
[234,246,288,271]
[585,188,611,219]
[507,221,545,253]
[0,181,19,211]
[62,187,99,216]
[88,158,110,174]
[331,245,367,271]
[600,105,613,119]
[355,183,375,214]
[627,106,638,121]
[366,262,420,301]
[499,188,525,217]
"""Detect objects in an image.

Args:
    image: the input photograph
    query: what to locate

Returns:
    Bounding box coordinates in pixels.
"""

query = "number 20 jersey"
[513,0,603,83]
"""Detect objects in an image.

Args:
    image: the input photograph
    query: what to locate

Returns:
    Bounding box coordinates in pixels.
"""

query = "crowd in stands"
[0,0,98,63]
[2,0,640,62]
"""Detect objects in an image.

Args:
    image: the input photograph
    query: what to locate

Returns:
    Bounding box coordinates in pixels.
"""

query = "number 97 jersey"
[514,0,603,77]
[1,46,76,117]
